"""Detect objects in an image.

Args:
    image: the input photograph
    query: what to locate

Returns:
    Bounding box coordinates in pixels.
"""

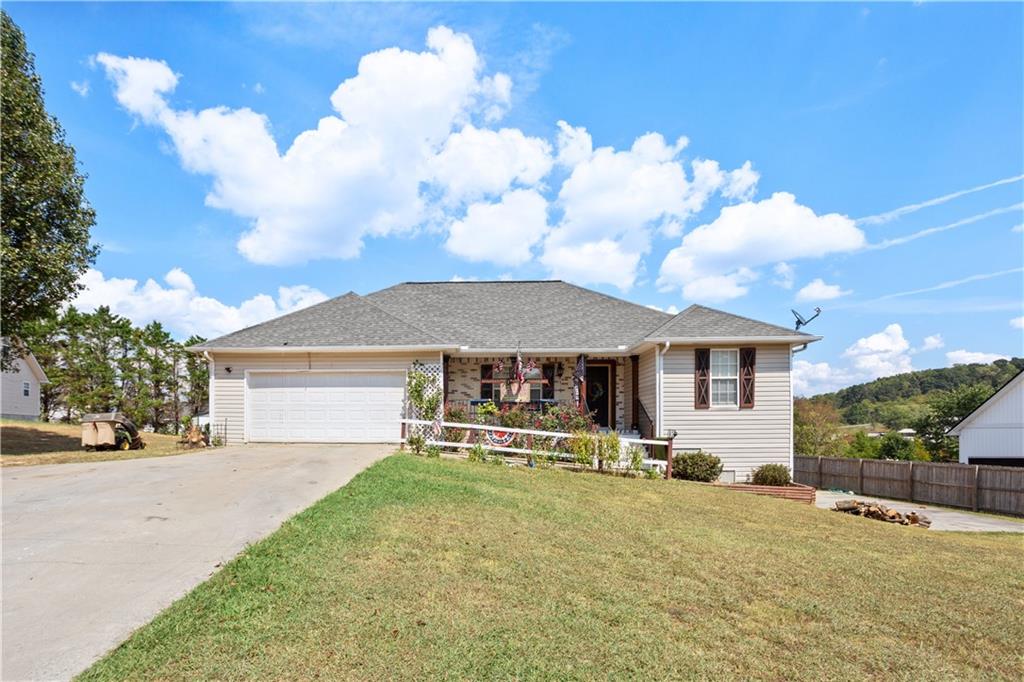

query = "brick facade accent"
[446,356,627,429]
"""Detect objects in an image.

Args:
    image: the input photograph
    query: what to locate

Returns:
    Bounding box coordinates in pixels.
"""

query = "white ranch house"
[191,281,820,481]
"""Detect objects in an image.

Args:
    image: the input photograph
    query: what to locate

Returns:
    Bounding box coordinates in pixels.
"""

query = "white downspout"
[656,341,671,437]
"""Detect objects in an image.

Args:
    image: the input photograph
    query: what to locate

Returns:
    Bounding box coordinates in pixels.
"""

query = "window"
[530,363,556,401]
[710,350,739,407]
[480,364,496,402]
[22,381,30,397]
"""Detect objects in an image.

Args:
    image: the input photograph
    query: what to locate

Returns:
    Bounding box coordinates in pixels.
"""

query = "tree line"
[23,307,208,433]
[794,382,996,463]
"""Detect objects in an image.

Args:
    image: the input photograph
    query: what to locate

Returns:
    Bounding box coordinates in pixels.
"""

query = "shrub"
[467,442,487,463]
[406,433,425,456]
[627,445,645,474]
[536,405,593,434]
[671,450,724,482]
[596,431,621,469]
[877,431,915,461]
[844,431,881,459]
[442,405,467,445]
[476,400,499,419]
[751,463,791,486]
[644,467,662,480]
[568,430,596,467]
[424,444,442,459]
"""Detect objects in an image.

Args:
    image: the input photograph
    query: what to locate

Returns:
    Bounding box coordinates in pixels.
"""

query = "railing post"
[400,420,406,451]
[857,458,864,494]
[665,432,675,480]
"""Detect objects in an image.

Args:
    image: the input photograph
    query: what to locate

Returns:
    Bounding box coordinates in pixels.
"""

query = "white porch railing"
[400,418,674,476]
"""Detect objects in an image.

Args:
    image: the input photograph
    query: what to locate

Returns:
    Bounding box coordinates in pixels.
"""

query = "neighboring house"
[1,347,49,420]
[191,281,820,480]
[948,369,1023,467]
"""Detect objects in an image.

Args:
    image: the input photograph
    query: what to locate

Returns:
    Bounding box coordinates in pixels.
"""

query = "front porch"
[442,354,641,433]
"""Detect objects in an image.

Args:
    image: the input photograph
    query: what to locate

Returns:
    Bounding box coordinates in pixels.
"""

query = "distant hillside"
[817,358,1023,428]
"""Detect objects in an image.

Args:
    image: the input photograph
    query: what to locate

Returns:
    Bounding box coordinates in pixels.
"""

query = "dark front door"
[585,364,612,427]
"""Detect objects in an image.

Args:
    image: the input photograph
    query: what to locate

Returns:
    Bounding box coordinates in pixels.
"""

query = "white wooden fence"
[401,418,672,475]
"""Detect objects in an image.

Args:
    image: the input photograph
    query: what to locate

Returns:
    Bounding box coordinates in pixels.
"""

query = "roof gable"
[645,304,818,341]
[948,369,1024,435]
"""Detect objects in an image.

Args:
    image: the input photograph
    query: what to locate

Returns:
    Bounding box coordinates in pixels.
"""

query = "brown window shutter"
[694,348,710,409]
[740,347,756,409]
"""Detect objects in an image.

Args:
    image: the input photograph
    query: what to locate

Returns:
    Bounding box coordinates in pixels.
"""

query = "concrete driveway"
[815,490,1024,533]
[1,444,390,682]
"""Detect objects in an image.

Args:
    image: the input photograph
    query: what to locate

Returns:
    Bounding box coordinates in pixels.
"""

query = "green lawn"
[80,455,1022,681]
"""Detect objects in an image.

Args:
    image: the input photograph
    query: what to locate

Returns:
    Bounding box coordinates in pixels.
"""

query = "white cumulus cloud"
[658,192,865,302]
[772,262,795,290]
[946,350,1009,366]
[429,125,552,204]
[444,189,549,266]
[794,323,917,395]
[920,334,945,351]
[97,27,512,266]
[1011,316,1024,329]
[796,278,851,302]
[541,131,755,289]
[70,268,327,339]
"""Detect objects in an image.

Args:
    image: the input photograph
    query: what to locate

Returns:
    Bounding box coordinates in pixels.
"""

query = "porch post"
[630,355,639,431]
[665,430,675,480]
[442,354,450,407]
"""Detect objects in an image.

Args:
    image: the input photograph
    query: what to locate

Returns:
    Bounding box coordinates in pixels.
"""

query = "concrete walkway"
[1,444,390,682]
[815,490,1024,533]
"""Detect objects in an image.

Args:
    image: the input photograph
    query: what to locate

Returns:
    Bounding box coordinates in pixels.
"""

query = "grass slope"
[1,419,189,466]
[81,455,1022,681]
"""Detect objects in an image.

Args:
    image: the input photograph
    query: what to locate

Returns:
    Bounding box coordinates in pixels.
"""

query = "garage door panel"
[247,372,404,443]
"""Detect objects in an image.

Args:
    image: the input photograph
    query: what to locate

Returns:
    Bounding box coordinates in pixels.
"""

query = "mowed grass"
[1,419,190,466]
[81,455,1023,681]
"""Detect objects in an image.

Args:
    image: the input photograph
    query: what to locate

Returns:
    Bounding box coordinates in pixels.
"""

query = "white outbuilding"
[1,347,49,420]
[948,370,1023,467]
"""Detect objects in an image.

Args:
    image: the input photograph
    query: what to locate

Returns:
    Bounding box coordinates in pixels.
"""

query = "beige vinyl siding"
[662,345,792,480]
[210,351,436,445]
[637,348,657,432]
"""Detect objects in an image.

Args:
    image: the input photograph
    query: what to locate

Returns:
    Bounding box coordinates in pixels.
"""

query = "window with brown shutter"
[694,348,710,409]
[739,347,756,409]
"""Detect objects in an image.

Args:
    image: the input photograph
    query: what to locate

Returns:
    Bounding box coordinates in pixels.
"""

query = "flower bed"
[715,481,816,505]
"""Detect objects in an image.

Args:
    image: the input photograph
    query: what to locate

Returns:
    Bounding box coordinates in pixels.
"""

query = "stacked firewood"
[832,499,932,528]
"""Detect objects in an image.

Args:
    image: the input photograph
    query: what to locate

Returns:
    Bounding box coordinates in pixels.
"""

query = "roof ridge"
[555,280,675,319]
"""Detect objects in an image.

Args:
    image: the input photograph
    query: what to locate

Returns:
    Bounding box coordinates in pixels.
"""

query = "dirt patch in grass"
[79,455,1024,681]
[1,419,196,466]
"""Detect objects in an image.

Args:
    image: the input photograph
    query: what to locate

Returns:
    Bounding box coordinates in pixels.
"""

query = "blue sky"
[8,1,1023,394]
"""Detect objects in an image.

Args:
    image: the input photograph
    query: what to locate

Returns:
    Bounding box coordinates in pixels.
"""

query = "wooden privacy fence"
[794,456,1024,516]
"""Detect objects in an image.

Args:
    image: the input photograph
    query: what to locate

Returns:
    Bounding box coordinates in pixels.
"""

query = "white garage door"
[246,372,405,443]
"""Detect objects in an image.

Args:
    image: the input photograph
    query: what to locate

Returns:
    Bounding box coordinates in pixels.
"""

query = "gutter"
[188,344,459,354]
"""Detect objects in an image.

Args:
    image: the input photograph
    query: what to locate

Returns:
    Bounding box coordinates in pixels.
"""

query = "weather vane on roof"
[791,307,822,331]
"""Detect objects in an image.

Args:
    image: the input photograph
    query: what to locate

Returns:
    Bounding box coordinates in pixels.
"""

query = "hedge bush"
[750,463,791,486]
[671,450,723,482]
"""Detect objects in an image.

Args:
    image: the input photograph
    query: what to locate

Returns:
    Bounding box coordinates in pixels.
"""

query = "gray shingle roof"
[364,281,672,349]
[197,292,446,349]
[645,304,817,340]
[194,282,818,351]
